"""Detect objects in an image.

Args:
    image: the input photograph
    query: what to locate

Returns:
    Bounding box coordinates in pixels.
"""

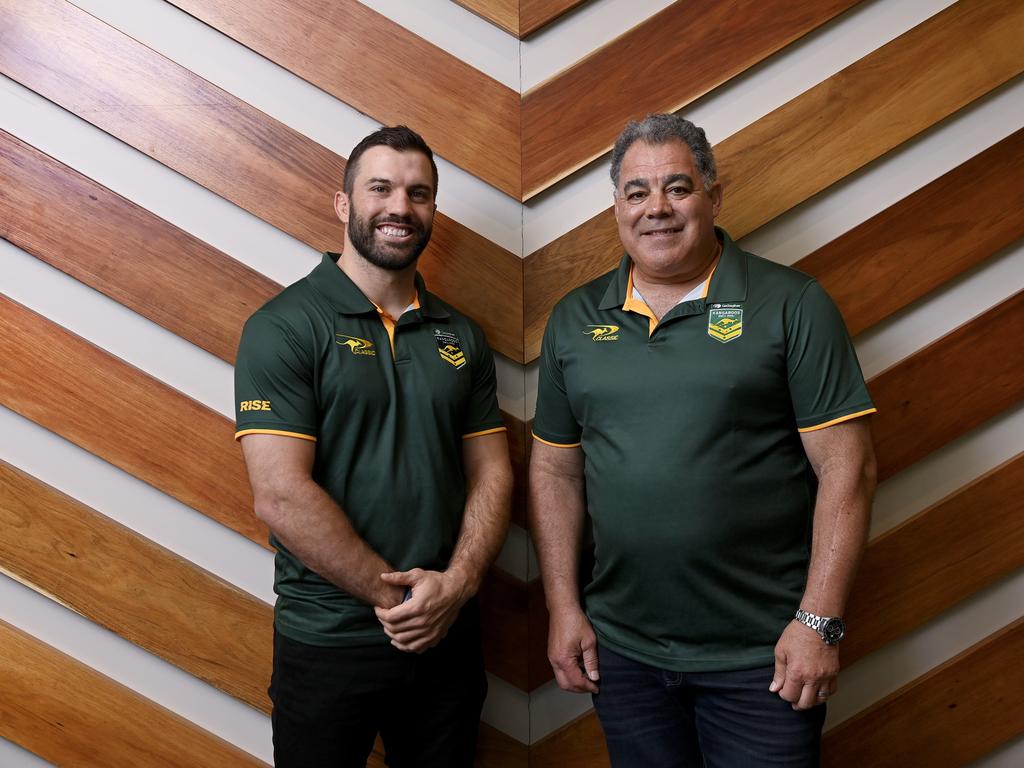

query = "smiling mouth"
[641,227,683,237]
[376,223,414,239]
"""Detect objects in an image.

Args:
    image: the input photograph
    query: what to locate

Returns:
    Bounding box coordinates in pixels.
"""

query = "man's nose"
[387,191,413,217]
[645,190,671,217]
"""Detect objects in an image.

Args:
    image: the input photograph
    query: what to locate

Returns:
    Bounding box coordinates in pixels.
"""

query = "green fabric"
[235,253,504,647]
[533,229,874,671]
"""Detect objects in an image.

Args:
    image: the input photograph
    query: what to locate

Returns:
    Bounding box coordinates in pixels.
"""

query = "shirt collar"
[308,253,449,319]
[598,227,747,310]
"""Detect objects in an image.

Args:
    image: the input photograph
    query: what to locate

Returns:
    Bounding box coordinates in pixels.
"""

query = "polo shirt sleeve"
[461,325,507,439]
[786,280,876,432]
[234,311,318,442]
[532,309,583,448]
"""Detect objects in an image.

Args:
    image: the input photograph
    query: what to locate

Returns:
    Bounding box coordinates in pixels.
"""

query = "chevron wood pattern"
[0,461,273,712]
[795,129,1024,337]
[520,0,589,38]
[453,0,519,37]
[523,0,1024,360]
[0,0,525,362]
[843,452,1024,665]
[520,0,864,198]
[166,0,521,197]
[822,616,1024,768]
[0,619,269,767]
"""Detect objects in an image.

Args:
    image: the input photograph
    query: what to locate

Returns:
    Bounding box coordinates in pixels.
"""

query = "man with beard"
[234,125,512,767]
[530,114,876,766]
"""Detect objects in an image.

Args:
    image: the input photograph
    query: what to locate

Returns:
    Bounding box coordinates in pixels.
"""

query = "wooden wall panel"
[166,0,521,197]
[0,461,273,712]
[871,290,1024,482]
[844,453,1024,665]
[505,412,529,528]
[822,617,1024,768]
[0,619,268,767]
[0,130,278,365]
[453,0,519,37]
[520,0,590,38]
[480,568,529,690]
[795,129,1024,337]
[0,296,265,546]
[521,0,863,198]
[530,711,608,768]
[0,0,525,362]
[523,0,1024,360]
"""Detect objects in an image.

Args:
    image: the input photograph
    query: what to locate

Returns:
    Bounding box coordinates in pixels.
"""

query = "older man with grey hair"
[529,113,878,767]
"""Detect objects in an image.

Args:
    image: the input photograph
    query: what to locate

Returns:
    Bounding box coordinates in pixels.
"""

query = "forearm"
[446,461,513,600]
[255,478,402,608]
[529,451,587,612]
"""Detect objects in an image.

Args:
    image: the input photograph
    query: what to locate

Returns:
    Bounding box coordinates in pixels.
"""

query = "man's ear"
[709,182,723,218]
[334,191,350,224]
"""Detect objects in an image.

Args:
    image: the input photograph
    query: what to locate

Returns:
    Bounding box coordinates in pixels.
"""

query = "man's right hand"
[548,606,600,694]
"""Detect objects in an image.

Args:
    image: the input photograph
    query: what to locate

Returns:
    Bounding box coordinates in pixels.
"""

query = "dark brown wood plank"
[795,129,1024,337]
[530,711,608,768]
[822,617,1024,768]
[504,412,528,528]
[0,0,525,362]
[452,0,519,37]
[522,0,1024,361]
[0,619,268,767]
[844,453,1024,665]
[521,0,864,198]
[870,290,1024,482]
[520,0,591,38]
[0,461,273,712]
[166,0,521,197]
[0,129,278,365]
[0,296,265,546]
[480,567,529,690]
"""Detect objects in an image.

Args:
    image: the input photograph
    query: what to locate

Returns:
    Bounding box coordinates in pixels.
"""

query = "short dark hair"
[610,114,717,191]
[343,125,438,197]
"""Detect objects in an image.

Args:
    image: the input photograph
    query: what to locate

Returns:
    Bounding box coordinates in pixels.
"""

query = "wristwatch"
[794,609,845,645]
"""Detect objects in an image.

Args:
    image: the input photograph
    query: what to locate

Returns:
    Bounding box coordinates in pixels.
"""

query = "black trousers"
[269,603,486,768]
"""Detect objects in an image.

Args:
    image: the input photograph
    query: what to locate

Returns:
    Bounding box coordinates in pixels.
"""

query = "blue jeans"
[592,645,825,768]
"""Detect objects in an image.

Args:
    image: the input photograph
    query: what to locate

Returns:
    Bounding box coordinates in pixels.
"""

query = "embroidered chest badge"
[434,329,467,369]
[708,304,743,343]
[336,334,376,355]
[583,324,620,341]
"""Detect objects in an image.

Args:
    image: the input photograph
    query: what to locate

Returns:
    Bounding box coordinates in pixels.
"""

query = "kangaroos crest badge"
[434,329,467,369]
[707,303,743,343]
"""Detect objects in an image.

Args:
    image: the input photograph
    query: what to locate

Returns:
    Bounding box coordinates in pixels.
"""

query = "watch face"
[822,618,846,644]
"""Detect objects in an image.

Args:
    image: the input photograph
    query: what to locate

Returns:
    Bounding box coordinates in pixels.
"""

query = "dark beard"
[347,210,431,271]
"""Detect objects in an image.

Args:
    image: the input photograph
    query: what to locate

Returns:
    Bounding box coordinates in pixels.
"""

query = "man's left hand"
[374,568,467,654]
[769,621,839,710]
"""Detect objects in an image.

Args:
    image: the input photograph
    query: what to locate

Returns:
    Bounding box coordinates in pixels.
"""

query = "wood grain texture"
[520,0,591,38]
[166,0,521,196]
[822,617,1024,768]
[0,296,266,546]
[0,461,273,712]
[522,0,1024,360]
[870,290,1024,483]
[480,568,530,690]
[453,0,519,37]
[521,0,862,198]
[0,0,525,362]
[794,129,1024,337]
[0,619,268,767]
[0,130,278,365]
[530,710,608,768]
[844,453,1024,665]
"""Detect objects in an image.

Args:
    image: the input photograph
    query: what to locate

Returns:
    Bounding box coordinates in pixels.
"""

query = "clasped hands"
[374,568,467,654]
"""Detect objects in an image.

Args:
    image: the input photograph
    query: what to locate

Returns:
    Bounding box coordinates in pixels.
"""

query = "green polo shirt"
[533,229,875,671]
[235,253,505,647]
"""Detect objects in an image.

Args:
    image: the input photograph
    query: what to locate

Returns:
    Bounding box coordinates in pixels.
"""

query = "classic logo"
[583,324,620,341]
[434,329,467,369]
[336,334,377,356]
[708,304,743,343]
[239,399,271,412]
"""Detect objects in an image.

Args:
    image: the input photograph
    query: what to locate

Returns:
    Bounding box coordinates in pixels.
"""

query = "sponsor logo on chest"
[434,329,467,369]
[707,304,743,343]
[583,324,620,341]
[336,334,377,356]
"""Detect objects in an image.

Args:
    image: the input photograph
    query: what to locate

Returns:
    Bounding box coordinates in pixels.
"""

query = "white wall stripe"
[482,672,530,744]
[0,575,274,763]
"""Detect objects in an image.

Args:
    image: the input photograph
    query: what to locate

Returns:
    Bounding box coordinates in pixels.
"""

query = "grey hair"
[610,114,717,191]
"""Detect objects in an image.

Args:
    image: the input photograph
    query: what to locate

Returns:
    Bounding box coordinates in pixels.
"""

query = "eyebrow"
[622,178,650,192]
[365,177,433,195]
[663,173,695,187]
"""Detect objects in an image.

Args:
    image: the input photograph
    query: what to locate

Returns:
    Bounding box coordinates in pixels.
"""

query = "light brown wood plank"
[0,619,268,767]
[844,453,1024,665]
[452,0,519,37]
[522,0,1024,360]
[521,0,863,198]
[0,461,273,712]
[167,0,521,196]
[822,617,1024,767]
[0,129,278,365]
[795,129,1024,337]
[520,0,591,38]
[0,0,525,362]
[870,290,1024,482]
[0,296,265,546]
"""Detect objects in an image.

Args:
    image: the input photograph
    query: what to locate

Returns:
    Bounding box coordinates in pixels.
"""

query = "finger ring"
[817,690,830,698]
